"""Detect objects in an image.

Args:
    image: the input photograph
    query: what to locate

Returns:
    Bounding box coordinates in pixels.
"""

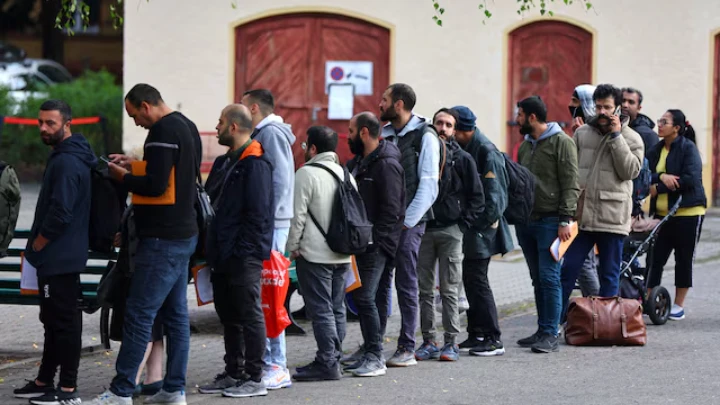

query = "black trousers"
[462,258,502,340]
[648,215,704,289]
[37,273,83,389]
[212,256,267,382]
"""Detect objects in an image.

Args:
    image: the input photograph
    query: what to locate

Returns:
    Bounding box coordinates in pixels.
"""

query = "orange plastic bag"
[261,251,292,338]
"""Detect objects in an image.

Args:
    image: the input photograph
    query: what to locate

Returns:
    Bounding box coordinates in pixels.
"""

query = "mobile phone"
[614,105,621,116]
[99,155,110,164]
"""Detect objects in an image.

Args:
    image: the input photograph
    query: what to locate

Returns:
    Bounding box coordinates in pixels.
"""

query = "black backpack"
[477,144,535,226]
[89,167,128,253]
[307,163,373,255]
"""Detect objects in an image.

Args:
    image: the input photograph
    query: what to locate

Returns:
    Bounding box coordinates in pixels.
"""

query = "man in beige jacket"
[287,126,355,382]
[560,83,644,320]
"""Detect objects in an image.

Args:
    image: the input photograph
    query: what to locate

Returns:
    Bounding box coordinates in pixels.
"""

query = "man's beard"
[217,127,233,147]
[438,131,454,142]
[380,105,398,122]
[41,128,65,146]
[519,122,534,136]
[349,136,364,156]
[304,150,312,163]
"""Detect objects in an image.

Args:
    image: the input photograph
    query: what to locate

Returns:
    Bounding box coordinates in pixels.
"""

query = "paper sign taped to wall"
[325,61,373,95]
[328,84,354,120]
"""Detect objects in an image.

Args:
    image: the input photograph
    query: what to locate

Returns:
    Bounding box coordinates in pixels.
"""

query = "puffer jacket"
[573,117,644,235]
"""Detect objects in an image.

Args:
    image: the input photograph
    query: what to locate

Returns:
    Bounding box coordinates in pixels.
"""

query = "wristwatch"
[559,221,570,227]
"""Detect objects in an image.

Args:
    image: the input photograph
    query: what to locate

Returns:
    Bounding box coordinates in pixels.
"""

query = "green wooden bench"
[0,230,114,350]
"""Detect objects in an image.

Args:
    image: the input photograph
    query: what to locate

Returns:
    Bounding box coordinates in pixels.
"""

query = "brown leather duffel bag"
[565,296,646,346]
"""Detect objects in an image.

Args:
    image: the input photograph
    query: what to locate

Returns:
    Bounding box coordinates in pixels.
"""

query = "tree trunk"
[41,0,64,63]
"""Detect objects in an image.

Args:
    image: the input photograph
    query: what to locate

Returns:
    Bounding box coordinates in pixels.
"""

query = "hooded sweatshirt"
[573,84,596,119]
[629,113,659,157]
[253,114,296,229]
[26,134,98,276]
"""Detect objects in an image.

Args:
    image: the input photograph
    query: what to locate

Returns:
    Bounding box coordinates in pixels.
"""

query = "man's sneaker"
[530,334,559,354]
[669,304,685,321]
[292,361,342,382]
[414,341,440,361]
[517,331,542,347]
[84,390,132,405]
[340,346,365,365]
[470,338,506,357]
[262,365,292,390]
[223,379,268,398]
[386,348,417,367]
[13,380,55,399]
[342,357,365,372]
[133,380,162,397]
[144,389,186,405]
[352,354,387,377]
[458,335,483,351]
[30,390,81,405]
[438,343,460,362]
[199,372,239,394]
[458,297,470,313]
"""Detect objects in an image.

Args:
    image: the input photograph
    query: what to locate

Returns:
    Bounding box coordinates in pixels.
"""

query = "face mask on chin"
[569,106,585,121]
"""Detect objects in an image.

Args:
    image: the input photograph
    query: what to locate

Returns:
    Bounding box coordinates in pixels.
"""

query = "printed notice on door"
[325,61,373,95]
[328,84,354,120]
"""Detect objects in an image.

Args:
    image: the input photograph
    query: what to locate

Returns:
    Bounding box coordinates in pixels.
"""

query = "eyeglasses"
[657,119,672,127]
[301,141,307,150]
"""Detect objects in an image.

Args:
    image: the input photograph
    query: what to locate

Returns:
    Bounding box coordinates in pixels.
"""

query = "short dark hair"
[387,83,416,111]
[125,84,163,108]
[593,84,623,108]
[622,87,644,106]
[517,96,548,123]
[40,99,72,122]
[307,126,338,154]
[433,108,459,128]
[243,89,275,115]
[355,112,381,139]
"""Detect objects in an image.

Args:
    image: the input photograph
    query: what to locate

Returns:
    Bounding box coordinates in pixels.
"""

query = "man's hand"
[108,162,128,182]
[571,117,585,132]
[32,234,49,252]
[650,184,658,198]
[610,115,622,133]
[290,251,301,260]
[558,224,572,242]
[113,232,122,248]
[109,154,136,170]
[659,173,680,191]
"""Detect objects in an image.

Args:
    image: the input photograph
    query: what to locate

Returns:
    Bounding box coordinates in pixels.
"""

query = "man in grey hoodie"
[241,89,296,390]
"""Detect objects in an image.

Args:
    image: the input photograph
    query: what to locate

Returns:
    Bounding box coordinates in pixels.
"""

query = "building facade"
[123,0,720,204]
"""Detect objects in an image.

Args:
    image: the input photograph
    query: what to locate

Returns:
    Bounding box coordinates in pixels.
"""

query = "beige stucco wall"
[123,0,720,198]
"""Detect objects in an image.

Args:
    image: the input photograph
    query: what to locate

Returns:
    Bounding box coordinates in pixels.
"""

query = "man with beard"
[198,104,274,398]
[560,84,643,322]
[288,126,354,382]
[375,83,440,367]
[414,108,484,362]
[622,87,659,157]
[14,100,97,405]
[344,112,405,377]
[515,96,579,354]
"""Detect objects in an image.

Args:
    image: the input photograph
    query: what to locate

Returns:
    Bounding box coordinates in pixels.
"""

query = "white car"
[0,59,73,114]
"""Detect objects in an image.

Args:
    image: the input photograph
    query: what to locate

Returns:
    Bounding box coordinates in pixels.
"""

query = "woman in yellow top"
[648,109,706,321]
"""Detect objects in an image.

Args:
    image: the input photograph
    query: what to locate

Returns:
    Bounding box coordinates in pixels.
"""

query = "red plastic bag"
[261,250,292,338]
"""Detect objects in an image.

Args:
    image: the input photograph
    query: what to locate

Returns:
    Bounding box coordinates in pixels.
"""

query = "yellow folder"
[130,161,176,205]
[549,221,579,262]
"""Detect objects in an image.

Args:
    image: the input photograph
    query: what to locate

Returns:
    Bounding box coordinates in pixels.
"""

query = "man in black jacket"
[199,104,274,398]
[344,112,405,377]
[622,87,659,156]
[414,108,484,363]
[14,100,97,405]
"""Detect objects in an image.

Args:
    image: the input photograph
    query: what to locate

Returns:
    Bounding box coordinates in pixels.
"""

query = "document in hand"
[345,256,362,293]
[20,253,39,295]
[192,264,213,306]
[549,221,579,262]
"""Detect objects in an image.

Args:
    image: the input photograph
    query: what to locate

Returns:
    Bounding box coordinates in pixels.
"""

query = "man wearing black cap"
[452,106,513,357]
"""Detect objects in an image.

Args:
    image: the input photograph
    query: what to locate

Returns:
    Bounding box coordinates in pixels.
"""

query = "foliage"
[0,70,122,177]
[432,0,595,26]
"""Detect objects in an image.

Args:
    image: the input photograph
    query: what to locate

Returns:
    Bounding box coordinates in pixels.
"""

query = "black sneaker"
[470,338,506,357]
[13,380,55,399]
[530,334,559,354]
[30,389,81,405]
[292,361,342,382]
[458,335,483,351]
[517,331,542,347]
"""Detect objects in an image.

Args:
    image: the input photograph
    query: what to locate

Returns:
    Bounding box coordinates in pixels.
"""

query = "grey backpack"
[0,161,21,257]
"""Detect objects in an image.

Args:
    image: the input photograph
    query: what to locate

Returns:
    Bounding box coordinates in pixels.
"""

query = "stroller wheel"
[647,286,671,325]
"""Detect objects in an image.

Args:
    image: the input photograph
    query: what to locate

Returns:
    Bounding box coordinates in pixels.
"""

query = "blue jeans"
[110,236,197,397]
[264,227,289,369]
[516,218,562,336]
[561,231,624,320]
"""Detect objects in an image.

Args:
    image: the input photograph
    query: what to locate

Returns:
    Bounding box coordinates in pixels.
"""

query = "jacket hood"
[524,122,563,144]
[574,84,597,119]
[381,114,428,138]
[239,140,264,160]
[306,151,339,165]
[375,139,402,161]
[51,133,98,168]
[631,113,656,130]
[257,114,297,145]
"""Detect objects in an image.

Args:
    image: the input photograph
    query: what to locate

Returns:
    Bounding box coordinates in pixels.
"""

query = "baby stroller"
[619,196,683,325]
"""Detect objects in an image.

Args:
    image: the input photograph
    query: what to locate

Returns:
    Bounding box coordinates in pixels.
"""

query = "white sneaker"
[144,389,186,405]
[84,390,132,405]
[669,304,685,321]
[458,297,470,313]
[262,365,292,390]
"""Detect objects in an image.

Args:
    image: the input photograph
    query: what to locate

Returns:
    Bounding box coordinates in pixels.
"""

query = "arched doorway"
[234,13,391,169]
[506,21,593,155]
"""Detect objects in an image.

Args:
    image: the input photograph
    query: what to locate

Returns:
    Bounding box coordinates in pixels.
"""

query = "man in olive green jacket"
[514,96,580,354]
[560,84,644,320]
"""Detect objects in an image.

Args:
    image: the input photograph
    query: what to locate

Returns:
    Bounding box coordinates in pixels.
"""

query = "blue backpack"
[633,158,652,202]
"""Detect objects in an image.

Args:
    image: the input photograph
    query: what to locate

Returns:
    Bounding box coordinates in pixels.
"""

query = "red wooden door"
[235,14,390,169]
[507,21,593,152]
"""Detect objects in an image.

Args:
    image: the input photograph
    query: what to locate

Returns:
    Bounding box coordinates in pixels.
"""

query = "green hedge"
[0,70,122,179]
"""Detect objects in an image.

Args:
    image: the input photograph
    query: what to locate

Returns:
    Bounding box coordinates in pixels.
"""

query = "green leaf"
[439,8,445,14]
[437,19,443,26]
[434,2,439,10]
[549,10,554,16]
[586,2,593,9]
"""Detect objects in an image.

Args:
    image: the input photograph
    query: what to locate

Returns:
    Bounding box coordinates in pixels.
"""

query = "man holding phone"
[560,84,644,321]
